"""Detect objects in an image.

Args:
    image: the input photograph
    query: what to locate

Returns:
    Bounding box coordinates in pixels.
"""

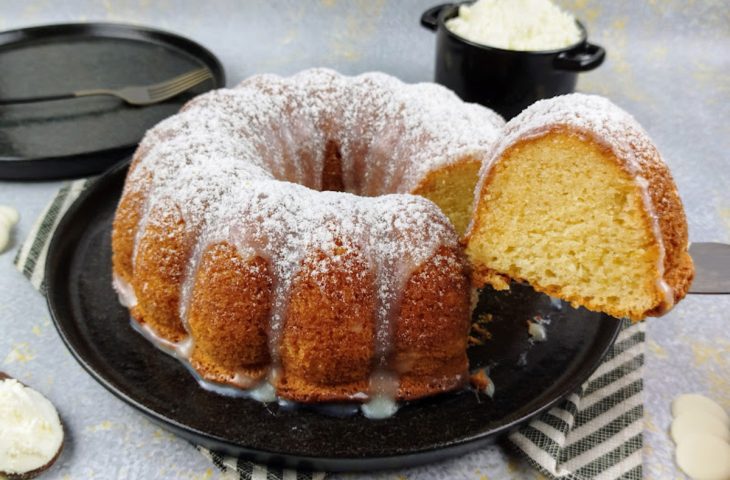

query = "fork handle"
[73,89,117,98]
[0,92,77,105]
[0,89,119,105]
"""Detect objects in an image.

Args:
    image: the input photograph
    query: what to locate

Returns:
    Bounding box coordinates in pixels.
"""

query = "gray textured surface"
[0,1,728,478]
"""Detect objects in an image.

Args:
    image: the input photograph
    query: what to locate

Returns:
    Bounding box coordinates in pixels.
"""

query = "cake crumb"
[469,313,494,345]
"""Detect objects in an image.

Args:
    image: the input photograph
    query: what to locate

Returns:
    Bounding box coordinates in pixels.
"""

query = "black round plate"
[0,23,225,180]
[45,161,622,471]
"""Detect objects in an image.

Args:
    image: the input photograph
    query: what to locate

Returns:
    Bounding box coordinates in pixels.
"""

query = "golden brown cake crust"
[277,247,377,402]
[621,132,694,312]
[188,244,272,386]
[393,246,471,400]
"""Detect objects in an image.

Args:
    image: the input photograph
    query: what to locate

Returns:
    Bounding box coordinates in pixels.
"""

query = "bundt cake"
[464,93,694,321]
[111,68,505,408]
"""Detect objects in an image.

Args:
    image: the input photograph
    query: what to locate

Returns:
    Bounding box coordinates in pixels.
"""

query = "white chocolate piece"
[0,205,18,254]
[0,205,19,227]
[0,228,8,254]
[673,394,730,425]
[672,411,730,444]
[675,433,730,480]
[0,378,64,476]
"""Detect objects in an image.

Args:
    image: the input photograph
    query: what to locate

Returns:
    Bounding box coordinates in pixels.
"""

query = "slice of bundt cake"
[464,94,694,321]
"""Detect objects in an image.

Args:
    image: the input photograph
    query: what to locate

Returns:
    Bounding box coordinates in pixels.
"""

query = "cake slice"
[464,94,694,321]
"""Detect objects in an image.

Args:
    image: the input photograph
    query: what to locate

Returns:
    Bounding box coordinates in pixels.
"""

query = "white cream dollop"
[445,0,582,51]
[0,205,19,254]
[0,378,64,475]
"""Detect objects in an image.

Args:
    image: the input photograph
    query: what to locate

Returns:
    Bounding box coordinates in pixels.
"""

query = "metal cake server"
[688,242,730,294]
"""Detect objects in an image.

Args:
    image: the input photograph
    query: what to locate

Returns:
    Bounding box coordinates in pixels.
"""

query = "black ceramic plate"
[0,23,224,180]
[45,161,622,471]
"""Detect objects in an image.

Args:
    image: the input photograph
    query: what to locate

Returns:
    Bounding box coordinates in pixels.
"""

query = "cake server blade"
[688,242,730,294]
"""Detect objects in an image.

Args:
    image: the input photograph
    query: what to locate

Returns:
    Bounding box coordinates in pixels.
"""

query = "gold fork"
[0,68,213,106]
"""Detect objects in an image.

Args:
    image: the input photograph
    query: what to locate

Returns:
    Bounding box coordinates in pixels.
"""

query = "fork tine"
[148,68,211,91]
[148,74,210,97]
[148,69,212,96]
[147,76,211,101]
[150,76,211,98]
[147,75,212,101]
[150,69,211,92]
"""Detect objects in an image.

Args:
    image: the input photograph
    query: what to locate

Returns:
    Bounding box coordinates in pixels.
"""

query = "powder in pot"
[445,0,582,51]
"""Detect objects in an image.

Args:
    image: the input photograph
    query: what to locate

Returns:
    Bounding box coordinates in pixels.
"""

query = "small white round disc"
[675,434,730,480]
[0,227,9,254]
[673,394,729,425]
[672,411,730,444]
[0,205,19,227]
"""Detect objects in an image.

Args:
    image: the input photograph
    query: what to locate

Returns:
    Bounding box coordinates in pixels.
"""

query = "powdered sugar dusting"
[478,93,662,179]
[119,68,498,401]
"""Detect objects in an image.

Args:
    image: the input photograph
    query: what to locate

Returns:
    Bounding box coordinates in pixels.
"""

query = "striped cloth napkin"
[15,178,645,480]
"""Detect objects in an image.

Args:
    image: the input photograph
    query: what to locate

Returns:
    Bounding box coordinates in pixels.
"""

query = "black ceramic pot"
[421,3,605,119]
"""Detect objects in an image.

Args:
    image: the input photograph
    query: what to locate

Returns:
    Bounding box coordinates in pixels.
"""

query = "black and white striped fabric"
[15,179,644,480]
[195,446,326,480]
[508,320,644,479]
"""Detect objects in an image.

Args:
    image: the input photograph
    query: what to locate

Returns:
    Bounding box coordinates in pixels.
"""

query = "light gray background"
[0,1,728,478]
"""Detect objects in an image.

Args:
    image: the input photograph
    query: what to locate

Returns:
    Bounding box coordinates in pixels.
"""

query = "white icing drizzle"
[131,319,194,360]
[472,93,676,312]
[361,394,400,419]
[365,370,400,416]
[635,176,674,310]
[131,315,397,416]
[116,69,504,412]
[130,318,271,395]
[112,274,137,308]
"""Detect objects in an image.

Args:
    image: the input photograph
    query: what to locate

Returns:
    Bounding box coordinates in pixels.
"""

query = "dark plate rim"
[0,21,226,179]
[44,160,623,471]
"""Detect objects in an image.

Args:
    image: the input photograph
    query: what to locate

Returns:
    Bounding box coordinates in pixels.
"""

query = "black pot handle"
[421,4,452,31]
[554,42,606,71]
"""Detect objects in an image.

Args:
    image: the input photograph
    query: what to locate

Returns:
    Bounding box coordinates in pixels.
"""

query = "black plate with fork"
[0,22,225,180]
[44,160,623,471]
